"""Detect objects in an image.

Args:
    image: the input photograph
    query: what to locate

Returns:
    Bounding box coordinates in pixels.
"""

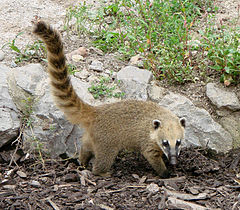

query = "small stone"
[188,187,199,195]
[129,54,143,67]
[146,183,159,193]
[206,83,240,111]
[139,176,147,184]
[72,54,84,62]
[89,60,104,72]
[117,66,153,84]
[77,47,88,57]
[3,185,16,190]
[0,50,5,61]
[132,174,140,179]
[74,70,90,79]
[16,171,27,178]
[29,180,41,187]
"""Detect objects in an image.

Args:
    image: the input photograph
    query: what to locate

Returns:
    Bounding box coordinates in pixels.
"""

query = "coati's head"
[151,117,186,165]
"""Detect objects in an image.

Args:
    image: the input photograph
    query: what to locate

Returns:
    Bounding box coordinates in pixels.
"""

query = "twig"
[46,198,60,210]
[8,123,25,167]
[100,185,146,194]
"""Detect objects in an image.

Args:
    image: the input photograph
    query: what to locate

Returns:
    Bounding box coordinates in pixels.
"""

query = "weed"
[21,97,34,126]
[67,64,78,75]
[88,76,125,99]
[65,0,240,85]
[2,32,46,63]
[199,19,240,85]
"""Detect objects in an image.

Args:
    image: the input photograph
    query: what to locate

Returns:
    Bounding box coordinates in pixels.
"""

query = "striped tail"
[33,20,95,126]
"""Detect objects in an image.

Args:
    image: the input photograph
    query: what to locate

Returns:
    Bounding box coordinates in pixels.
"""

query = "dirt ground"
[1,147,240,209]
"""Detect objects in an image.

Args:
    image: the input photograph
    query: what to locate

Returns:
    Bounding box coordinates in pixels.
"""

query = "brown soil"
[1,147,240,209]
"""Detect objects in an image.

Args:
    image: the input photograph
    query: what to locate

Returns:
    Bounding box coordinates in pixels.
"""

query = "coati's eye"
[162,140,169,147]
[176,139,181,146]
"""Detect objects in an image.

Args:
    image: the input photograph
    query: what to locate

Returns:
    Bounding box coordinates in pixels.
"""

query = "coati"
[32,19,186,178]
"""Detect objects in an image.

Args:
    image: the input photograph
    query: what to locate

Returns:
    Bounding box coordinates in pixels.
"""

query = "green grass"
[65,0,240,85]
[88,76,125,99]
[2,32,47,64]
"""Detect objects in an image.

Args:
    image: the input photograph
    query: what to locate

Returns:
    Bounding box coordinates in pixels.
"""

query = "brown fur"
[33,20,185,177]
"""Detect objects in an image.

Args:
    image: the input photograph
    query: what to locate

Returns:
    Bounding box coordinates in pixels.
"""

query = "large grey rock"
[7,63,45,112]
[158,92,232,153]
[148,83,167,102]
[0,64,20,147]
[206,83,240,111]
[219,112,240,148]
[8,63,94,157]
[118,80,149,101]
[117,66,153,84]
[117,66,153,100]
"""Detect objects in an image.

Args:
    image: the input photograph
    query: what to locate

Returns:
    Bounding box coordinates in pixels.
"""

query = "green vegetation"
[88,76,125,99]
[67,64,78,75]
[2,32,46,63]
[65,0,240,85]
[21,97,46,166]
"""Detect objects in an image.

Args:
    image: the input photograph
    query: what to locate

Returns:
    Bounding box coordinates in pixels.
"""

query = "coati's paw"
[159,169,170,178]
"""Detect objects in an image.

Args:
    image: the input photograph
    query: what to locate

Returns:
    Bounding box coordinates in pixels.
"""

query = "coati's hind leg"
[79,134,94,167]
[142,145,169,178]
[92,144,119,177]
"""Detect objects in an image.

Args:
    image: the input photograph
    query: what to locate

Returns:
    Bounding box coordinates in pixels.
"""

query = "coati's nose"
[170,155,177,165]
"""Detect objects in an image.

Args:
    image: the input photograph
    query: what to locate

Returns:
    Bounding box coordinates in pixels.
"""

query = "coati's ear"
[179,117,186,128]
[152,119,161,130]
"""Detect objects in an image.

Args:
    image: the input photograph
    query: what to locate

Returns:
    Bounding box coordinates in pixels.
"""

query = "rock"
[117,66,153,100]
[16,171,27,178]
[89,60,104,72]
[117,66,153,84]
[148,83,166,102]
[77,47,88,57]
[146,183,159,193]
[158,92,232,153]
[188,187,199,195]
[118,79,149,101]
[74,70,90,80]
[66,47,88,62]
[167,197,208,210]
[164,188,207,200]
[3,185,16,190]
[0,50,5,61]
[8,63,94,158]
[129,54,144,67]
[7,63,46,112]
[29,180,41,187]
[0,64,20,148]
[206,83,240,111]
[219,112,240,148]
[72,54,84,62]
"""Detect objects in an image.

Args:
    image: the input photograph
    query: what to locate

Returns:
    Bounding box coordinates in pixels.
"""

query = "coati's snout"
[161,139,182,165]
[153,117,186,166]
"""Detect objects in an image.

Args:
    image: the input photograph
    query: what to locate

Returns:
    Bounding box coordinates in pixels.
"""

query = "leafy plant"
[65,0,240,84]
[88,76,125,99]
[199,24,240,85]
[2,32,46,63]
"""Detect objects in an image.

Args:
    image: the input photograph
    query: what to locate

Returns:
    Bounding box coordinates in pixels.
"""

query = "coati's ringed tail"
[33,19,95,127]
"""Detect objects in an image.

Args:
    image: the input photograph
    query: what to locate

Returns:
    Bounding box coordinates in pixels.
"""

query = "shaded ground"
[1,147,240,209]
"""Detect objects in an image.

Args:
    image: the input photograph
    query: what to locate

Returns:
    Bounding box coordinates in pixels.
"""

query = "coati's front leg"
[142,144,169,178]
